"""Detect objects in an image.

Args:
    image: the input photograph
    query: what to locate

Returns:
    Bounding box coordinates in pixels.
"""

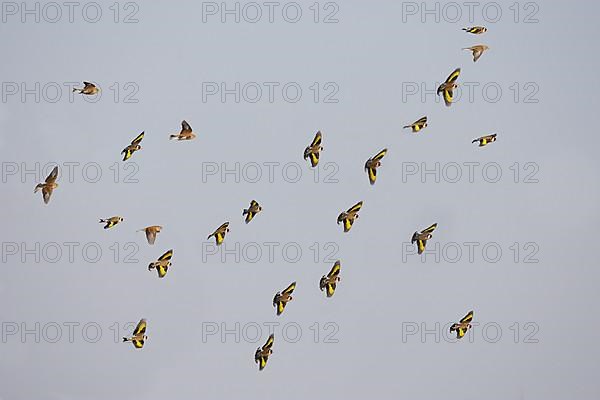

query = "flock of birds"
[32,26,494,371]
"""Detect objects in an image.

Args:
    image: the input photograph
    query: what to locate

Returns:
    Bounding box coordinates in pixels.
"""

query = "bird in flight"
[73,81,99,95]
[148,249,173,278]
[99,216,124,229]
[304,131,323,167]
[207,222,229,245]
[243,200,262,224]
[122,318,148,349]
[138,225,163,245]
[472,133,497,147]
[437,68,461,107]
[450,310,474,339]
[403,116,428,133]
[462,26,487,34]
[121,132,144,161]
[254,334,274,371]
[34,166,59,204]
[364,148,388,185]
[169,120,196,141]
[273,282,296,316]
[411,223,437,254]
[320,260,341,298]
[463,45,489,62]
[337,201,363,232]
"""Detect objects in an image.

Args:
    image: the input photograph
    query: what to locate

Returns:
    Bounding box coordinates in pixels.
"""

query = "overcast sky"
[1,1,599,399]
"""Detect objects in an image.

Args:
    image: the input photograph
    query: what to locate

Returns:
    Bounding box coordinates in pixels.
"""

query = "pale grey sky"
[1,1,599,399]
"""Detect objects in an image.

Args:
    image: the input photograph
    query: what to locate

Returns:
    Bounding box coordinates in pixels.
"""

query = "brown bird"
[462,26,487,34]
[121,132,144,161]
[437,68,461,107]
[169,120,196,141]
[463,45,489,62]
[472,133,497,147]
[34,166,59,204]
[403,116,428,133]
[254,334,274,371]
[273,282,296,315]
[364,149,387,185]
[337,201,363,232]
[304,131,323,167]
[243,200,262,224]
[99,216,124,229]
[138,225,163,245]
[207,222,229,245]
[73,81,99,95]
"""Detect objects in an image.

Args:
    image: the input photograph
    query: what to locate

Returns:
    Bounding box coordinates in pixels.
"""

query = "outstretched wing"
[131,131,144,145]
[263,334,275,350]
[328,261,341,278]
[367,165,377,185]
[445,68,461,84]
[181,120,192,132]
[133,319,147,335]
[45,166,59,183]
[326,282,337,297]
[422,223,437,234]
[309,151,320,167]
[460,310,474,324]
[122,147,133,161]
[157,264,169,278]
[372,148,387,162]
[443,88,454,107]
[311,131,322,147]
[158,249,173,261]
[282,282,296,296]
[245,211,255,224]
[347,201,363,214]
[343,218,354,232]
[417,239,426,254]
[276,301,286,315]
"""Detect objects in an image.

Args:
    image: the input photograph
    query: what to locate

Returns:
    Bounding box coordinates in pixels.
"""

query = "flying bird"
[403,116,428,133]
[121,131,144,161]
[320,260,341,298]
[463,45,489,62]
[472,133,497,147]
[122,318,148,349]
[169,120,196,141]
[207,222,229,245]
[254,334,274,371]
[243,200,262,224]
[437,68,461,107]
[337,201,363,232]
[138,225,163,245]
[304,131,323,167]
[34,166,59,204]
[99,216,124,229]
[364,148,388,185]
[148,249,173,278]
[73,81,99,95]
[411,223,437,254]
[462,26,487,34]
[450,310,474,339]
[273,282,296,316]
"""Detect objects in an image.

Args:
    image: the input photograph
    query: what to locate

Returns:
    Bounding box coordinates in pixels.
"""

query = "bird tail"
[122,337,129,342]
[472,139,478,143]
[73,88,81,93]
[242,208,248,215]
[169,135,178,140]
[402,125,411,129]
[461,28,468,31]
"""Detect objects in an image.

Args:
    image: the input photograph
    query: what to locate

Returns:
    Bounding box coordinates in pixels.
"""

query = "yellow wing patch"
[367,167,377,185]
[282,282,296,295]
[158,250,173,261]
[309,152,320,167]
[460,311,474,324]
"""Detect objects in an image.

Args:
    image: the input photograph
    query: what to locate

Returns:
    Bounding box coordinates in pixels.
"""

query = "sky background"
[1,1,599,399]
